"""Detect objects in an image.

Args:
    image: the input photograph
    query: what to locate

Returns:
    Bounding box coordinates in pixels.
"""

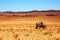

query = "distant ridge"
[0,10,60,17]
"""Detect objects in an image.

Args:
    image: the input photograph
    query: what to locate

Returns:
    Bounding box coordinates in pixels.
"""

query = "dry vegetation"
[0,16,60,40]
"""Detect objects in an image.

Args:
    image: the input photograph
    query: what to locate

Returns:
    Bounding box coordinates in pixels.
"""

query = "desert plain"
[0,16,60,40]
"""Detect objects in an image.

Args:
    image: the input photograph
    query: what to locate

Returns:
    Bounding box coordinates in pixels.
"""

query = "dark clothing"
[35,22,46,29]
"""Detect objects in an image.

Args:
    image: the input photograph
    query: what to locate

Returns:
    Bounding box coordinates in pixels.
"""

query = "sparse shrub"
[18,38,20,40]
[26,34,29,36]
[14,34,19,39]
[56,38,59,40]
[21,16,25,17]
[44,31,49,35]
[12,15,20,17]
[46,14,56,16]
[57,28,60,33]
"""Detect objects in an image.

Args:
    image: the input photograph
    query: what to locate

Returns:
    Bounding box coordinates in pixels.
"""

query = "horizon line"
[0,9,60,12]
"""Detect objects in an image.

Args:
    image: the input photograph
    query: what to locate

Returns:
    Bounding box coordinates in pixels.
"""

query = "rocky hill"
[0,10,60,17]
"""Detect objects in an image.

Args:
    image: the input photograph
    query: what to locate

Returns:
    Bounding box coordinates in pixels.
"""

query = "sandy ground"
[0,16,60,40]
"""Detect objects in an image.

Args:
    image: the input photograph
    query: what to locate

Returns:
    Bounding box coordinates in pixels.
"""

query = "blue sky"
[0,0,60,11]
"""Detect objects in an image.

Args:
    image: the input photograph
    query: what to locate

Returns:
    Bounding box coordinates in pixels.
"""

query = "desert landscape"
[0,10,60,40]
